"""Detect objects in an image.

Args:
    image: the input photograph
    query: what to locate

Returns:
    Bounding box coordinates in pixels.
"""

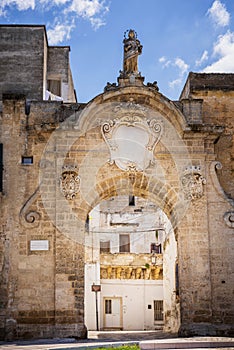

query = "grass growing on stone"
[94,345,140,350]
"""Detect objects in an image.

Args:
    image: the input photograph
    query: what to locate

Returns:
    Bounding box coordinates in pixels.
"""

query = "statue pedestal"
[118,74,145,88]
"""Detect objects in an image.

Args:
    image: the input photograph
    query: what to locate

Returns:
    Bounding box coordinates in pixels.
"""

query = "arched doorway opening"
[84,194,179,333]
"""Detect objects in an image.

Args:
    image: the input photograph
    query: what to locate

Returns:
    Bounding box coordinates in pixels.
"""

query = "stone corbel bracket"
[101,102,163,171]
[181,165,206,201]
[210,161,234,206]
[60,165,80,200]
[209,161,234,228]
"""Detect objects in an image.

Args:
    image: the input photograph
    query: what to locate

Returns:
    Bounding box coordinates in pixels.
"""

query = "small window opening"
[47,79,61,97]
[154,300,163,321]
[105,299,112,314]
[119,234,130,253]
[100,240,110,253]
[151,243,162,254]
[129,195,135,206]
[22,156,33,165]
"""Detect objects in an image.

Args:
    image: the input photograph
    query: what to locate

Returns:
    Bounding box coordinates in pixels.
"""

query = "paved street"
[0,339,136,350]
[0,332,233,350]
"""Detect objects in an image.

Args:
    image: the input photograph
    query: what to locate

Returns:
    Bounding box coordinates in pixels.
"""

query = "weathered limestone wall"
[163,225,179,333]
[206,160,234,334]
[0,95,86,339]
[179,73,234,336]
[0,78,233,339]
[180,73,234,198]
[0,26,46,101]
[47,47,70,83]
[180,74,234,335]
[47,47,76,102]
[0,25,76,103]
[199,91,233,199]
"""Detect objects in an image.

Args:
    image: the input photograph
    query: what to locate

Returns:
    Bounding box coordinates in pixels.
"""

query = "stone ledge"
[140,337,234,349]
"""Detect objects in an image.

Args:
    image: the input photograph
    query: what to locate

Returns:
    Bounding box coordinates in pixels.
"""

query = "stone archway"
[38,85,213,337]
[2,28,233,341]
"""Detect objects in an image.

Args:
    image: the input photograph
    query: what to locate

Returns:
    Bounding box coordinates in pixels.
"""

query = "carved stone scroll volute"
[223,211,234,228]
[20,185,41,228]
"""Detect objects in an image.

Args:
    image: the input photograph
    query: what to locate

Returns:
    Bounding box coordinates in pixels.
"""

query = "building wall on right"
[179,72,234,336]
[180,72,234,198]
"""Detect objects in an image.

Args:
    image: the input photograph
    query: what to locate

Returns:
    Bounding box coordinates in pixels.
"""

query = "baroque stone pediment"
[101,102,163,171]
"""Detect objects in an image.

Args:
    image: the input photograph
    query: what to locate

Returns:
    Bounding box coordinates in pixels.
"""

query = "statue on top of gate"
[122,29,143,77]
[105,29,159,91]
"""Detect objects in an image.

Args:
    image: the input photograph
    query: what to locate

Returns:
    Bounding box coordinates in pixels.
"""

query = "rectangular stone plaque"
[30,240,49,251]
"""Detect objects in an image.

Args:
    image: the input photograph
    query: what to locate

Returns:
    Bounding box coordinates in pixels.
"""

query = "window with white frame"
[119,234,130,253]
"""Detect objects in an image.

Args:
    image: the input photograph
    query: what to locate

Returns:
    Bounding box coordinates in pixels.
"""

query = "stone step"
[140,337,234,349]
[88,330,172,341]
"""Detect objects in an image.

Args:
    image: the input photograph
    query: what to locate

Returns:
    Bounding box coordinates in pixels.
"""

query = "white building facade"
[85,195,179,332]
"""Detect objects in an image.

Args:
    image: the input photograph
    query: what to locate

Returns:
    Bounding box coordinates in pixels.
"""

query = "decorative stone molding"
[223,211,234,228]
[101,103,163,171]
[100,265,163,280]
[60,165,80,200]
[210,161,224,198]
[20,159,56,228]
[114,101,147,116]
[20,185,41,228]
[126,163,139,184]
[146,81,159,91]
[104,82,117,92]
[181,166,206,201]
[210,161,234,207]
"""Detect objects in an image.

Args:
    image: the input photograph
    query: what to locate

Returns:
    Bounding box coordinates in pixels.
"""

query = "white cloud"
[66,0,106,18]
[207,0,230,27]
[195,50,209,67]
[159,56,166,63]
[0,0,109,33]
[169,58,189,89]
[203,31,234,72]
[0,0,35,12]
[39,0,69,4]
[213,30,234,56]
[158,56,171,68]
[90,17,105,30]
[64,0,109,31]
[169,78,182,89]
[159,56,189,89]
[174,58,189,76]
[47,21,75,45]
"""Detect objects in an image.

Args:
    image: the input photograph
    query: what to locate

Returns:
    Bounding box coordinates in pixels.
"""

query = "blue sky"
[0,0,234,102]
